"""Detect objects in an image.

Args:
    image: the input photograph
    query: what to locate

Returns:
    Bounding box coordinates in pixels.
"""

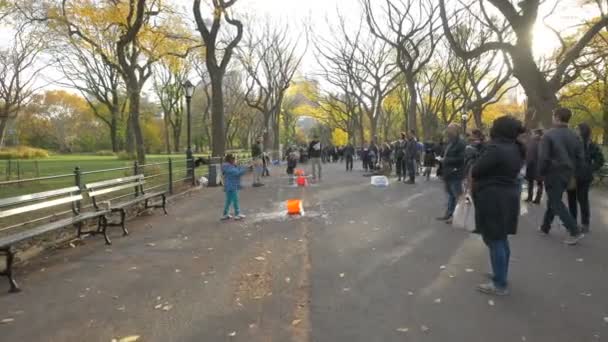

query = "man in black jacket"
[404,131,418,184]
[538,107,585,245]
[344,143,355,171]
[437,124,466,222]
[395,133,407,181]
[308,136,322,181]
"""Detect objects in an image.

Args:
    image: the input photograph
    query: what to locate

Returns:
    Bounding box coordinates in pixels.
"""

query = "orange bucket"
[287,199,303,215]
[296,176,307,187]
[294,169,305,176]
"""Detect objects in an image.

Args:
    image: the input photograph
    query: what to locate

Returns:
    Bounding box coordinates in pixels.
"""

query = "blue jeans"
[445,178,463,217]
[484,238,510,289]
[406,159,416,182]
[223,190,240,216]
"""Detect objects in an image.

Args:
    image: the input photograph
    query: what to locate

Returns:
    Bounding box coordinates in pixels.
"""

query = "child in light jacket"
[221,154,247,220]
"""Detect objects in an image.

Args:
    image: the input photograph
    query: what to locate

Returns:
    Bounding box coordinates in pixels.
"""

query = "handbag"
[453,195,475,232]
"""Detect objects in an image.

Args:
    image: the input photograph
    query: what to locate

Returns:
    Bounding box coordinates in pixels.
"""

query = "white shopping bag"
[453,195,475,232]
[370,175,389,187]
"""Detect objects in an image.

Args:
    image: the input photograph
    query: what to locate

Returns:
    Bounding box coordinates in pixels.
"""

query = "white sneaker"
[220,215,232,221]
[564,234,584,245]
[234,214,246,220]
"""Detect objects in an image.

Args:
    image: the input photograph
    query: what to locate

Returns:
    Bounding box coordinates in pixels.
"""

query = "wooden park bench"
[0,186,108,293]
[85,174,167,240]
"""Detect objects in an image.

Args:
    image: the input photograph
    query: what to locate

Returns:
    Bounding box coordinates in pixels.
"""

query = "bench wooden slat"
[0,186,80,208]
[87,181,146,198]
[0,194,83,219]
[0,210,105,248]
[85,175,143,190]
[110,191,165,209]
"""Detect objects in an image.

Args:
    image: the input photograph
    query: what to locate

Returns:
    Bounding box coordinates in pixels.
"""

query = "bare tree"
[439,0,608,127]
[0,25,45,146]
[193,0,244,157]
[238,19,304,157]
[316,14,400,142]
[363,0,440,135]
[54,40,126,152]
[153,58,191,154]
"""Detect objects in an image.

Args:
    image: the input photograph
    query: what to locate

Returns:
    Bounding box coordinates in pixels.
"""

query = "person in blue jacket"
[221,154,247,221]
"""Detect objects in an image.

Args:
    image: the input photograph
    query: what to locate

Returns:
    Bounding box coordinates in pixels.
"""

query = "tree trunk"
[128,90,146,164]
[512,51,557,128]
[163,113,171,154]
[172,124,181,153]
[125,116,134,155]
[603,104,608,146]
[110,110,119,153]
[273,114,280,160]
[263,113,272,152]
[0,118,8,148]
[210,74,226,157]
[405,75,419,135]
[472,106,484,130]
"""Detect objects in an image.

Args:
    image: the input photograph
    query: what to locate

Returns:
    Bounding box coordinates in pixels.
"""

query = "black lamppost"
[184,80,195,179]
[461,113,469,136]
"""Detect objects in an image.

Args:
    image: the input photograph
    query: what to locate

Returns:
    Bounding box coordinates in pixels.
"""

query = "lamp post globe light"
[183,80,195,181]
[461,113,469,135]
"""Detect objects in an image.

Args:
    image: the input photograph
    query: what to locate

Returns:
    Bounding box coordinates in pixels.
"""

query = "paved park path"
[1,162,608,342]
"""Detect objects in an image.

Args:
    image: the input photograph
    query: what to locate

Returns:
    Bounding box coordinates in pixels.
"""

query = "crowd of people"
[221,107,605,297]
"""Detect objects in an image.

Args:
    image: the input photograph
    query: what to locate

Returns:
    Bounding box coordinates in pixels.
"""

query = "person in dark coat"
[538,107,585,245]
[423,143,436,181]
[525,129,544,203]
[343,143,355,171]
[567,123,605,233]
[472,115,526,296]
[436,124,466,222]
[394,132,407,181]
[404,131,418,184]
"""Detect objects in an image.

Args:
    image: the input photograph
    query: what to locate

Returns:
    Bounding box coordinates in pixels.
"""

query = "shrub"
[95,150,116,157]
[116,151,136,160]
[0,146,50,159]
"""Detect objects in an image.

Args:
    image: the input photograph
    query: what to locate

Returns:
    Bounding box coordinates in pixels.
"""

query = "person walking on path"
[472,116,526,296]
[251,137,264,187]
[525,129,544,204]
[221,154,247,220]
[567,123,605,234]
[404,131,418,184]
[464,129,486,192]
[436,124,466,223]
[344,143,355,171]
[423,143,436,181]
[308,136,322,181]
[395,132,407,181]
[538,108,585,245]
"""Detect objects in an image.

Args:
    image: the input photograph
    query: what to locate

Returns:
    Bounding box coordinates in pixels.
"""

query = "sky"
[0,0,601,95]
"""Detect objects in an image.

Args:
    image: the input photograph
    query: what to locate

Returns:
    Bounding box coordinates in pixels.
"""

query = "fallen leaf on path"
[1,318,15,324]
[577,258,584,262]
[162,305,173,311]
[129,267,137,271]
[339,273,345,278]
[488,300,495,306]
[285,277,291,283]
[146,243,156,247]
[207,247,214,251]
[118,335,140,342]
[448,274,455,278]
[154,304,162,310]
[396,327,409,333]
[291,319,302,326]
[439,265,446,270]
[69,242,76,248]
[343,288,351,292]
[465,268,474,273]
[117,306,126,311]
[407,291,414,296]
[603,317,608,323]
[175,269,181,273]
[254,256,266,261]
[421,325,430,333]
[266,250,272,254]
[249,323,257,329]
[156,296,162,301]
[228,331,236,337]
[434,298,441,304]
